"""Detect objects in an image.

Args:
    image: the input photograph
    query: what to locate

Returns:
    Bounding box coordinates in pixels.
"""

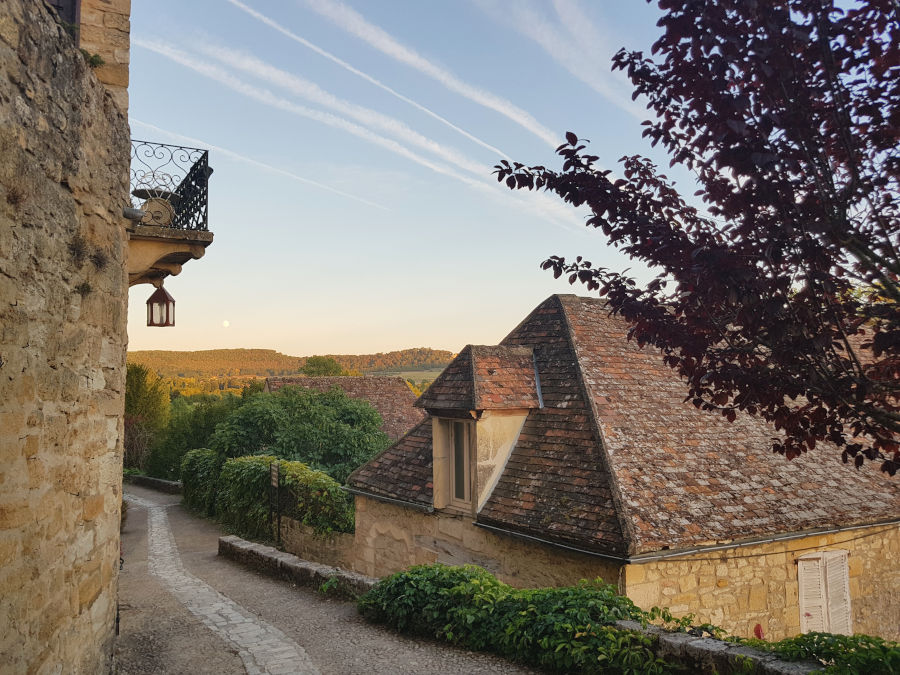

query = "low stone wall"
[218,536,376,597]
[124,474,182,494]
[279,516,354,570]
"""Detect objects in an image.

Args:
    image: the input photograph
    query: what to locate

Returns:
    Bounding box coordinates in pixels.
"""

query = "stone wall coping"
[217,535,377,596]
[616,620,820,674]
[124,475,182,494]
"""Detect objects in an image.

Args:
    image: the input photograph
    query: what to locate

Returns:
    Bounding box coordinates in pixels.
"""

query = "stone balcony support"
[127,224,214,287]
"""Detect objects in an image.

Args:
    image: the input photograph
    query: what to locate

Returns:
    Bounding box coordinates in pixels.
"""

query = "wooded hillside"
[127,348,454,378]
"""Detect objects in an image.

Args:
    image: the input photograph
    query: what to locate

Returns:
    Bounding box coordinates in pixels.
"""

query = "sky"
[126,0,681,356]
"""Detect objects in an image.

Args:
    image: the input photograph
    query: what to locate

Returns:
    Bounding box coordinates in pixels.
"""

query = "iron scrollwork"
[130,139,211,231]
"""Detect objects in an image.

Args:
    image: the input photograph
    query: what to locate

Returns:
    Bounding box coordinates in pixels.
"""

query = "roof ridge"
[556,295,637,556]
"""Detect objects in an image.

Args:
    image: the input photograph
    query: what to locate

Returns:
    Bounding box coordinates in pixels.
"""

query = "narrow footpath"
[117,485,536,675]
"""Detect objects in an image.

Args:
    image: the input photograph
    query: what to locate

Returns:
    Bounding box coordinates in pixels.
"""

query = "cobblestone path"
[118,485,535,675]
[126,494,319,675]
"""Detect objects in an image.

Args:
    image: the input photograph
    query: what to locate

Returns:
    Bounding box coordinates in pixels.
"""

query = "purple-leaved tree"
[496,0,899,473]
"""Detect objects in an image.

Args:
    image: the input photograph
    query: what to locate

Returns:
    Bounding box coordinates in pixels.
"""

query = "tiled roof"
[414,346,474,411]
[348,294,900,557]
[559,295,900,555]
[347,418,433,507]
[264,376,425,440]
[416,345,539,412]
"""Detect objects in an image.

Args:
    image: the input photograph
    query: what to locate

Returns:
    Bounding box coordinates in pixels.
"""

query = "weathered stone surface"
[0,0,129,671]
[624,524,900,641]
[78,0,130,110]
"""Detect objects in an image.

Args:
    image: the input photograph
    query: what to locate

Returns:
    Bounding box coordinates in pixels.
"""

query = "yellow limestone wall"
[352,496,621,589]
[0,1,130,671]
[79,0,131,111]
[623,524,900,641]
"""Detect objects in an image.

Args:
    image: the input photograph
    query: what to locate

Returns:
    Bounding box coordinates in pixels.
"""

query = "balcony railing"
[130,140,212,231]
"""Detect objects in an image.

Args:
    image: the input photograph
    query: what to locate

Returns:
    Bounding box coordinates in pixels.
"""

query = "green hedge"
[211,455,354,541]
[358,564,671,674]
[180,449,222,516]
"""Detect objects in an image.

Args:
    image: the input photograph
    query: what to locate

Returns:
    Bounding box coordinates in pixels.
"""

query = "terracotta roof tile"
[347,418,433,506]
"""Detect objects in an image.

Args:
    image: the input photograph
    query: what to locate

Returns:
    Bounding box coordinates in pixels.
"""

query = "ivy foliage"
[181,452,354,539]
[180,448,222,516]
[358,564,673,674]
[734,631,900,674]
[210,386,390,483]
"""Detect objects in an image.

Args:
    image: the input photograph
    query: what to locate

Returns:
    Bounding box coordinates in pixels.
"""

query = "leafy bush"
[124,363,170,470]
[180,449,222,516]
[215,455,354,541]
[210,387,390,483]
[145,394,242,479]
[216,455,276,540]
[735,632,900,674]
[358,564,672,674]
[280,461,354,534]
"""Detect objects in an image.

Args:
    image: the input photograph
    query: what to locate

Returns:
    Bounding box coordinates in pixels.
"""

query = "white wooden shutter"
[823,551,852,635]
[798,555,827,632]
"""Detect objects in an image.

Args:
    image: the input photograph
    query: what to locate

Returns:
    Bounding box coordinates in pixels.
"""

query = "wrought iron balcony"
[130,140,212,231]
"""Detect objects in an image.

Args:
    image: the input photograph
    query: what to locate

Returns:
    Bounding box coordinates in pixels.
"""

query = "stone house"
[265,376,425,441]
[1,1,213,671]
[347,294,900,641]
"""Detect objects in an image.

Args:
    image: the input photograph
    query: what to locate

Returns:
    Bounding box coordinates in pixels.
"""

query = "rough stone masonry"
[0,0,130,671]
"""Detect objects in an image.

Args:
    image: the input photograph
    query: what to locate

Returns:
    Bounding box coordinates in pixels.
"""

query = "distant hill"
[127,347,454,379]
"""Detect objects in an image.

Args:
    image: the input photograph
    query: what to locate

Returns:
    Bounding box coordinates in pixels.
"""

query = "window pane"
[453,422,466,500]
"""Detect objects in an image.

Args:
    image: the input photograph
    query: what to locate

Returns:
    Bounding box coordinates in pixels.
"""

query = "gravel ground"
[116,485,537,675]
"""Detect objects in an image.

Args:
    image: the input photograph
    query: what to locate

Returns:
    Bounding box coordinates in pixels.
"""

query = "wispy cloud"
[133,38,482,188]
[223,0,508,158]
[474,0,644,120]
[195,42,491,177]
[129,119,391,210]
[133,39,584,230]
[300,0,560,148]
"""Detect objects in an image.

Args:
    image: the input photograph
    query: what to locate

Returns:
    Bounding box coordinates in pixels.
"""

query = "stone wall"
[280,516,354,570]
[0,1,130,672]
[78,0,131,111]
[624,524,900,641]
[351,496,622,588]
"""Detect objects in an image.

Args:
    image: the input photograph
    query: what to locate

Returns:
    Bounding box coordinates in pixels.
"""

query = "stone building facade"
[0,1,130,671]
[344,294,900,642]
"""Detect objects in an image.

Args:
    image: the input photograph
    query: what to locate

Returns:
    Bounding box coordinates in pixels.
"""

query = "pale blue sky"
[126,0,680,355]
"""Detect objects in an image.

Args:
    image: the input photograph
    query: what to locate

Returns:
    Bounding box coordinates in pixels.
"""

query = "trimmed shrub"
[280,461,354,534]
[215,455,354,541]
[216,455,277,540]
[180,449,222,516]
[358,564,673,674]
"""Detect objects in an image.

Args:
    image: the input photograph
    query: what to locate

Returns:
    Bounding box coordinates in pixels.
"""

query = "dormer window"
[450,420,472,504]
[418,344,541,513]
[433,418,475,512]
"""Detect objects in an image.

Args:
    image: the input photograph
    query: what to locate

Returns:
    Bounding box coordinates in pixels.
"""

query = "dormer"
[416,345,542,515]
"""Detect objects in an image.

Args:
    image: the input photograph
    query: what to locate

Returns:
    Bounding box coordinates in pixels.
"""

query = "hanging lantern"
[146,286,175,327]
